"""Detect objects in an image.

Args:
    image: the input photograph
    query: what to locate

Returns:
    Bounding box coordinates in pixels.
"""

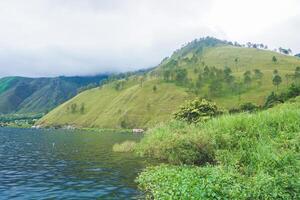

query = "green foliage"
[243,70,252,87]
[135,121,215,165]
[137,163,299,200]
[80,103,85,114]
[264,84,300,108]
[114,80,126,91]
[253,69,263,80]
[273,74,282,89]
[136,100,300,199]
[112,140,136,152]
[264,92,284,108]
[70,103,77,113]
[152,85,157,92]
[272,55,277,63]
[239,102,260,112]
[174,69,188,85]
[77,83,99,93]
[174,99,223,123]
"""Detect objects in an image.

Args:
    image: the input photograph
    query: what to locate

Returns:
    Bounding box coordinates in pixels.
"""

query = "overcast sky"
[0,0,299,77]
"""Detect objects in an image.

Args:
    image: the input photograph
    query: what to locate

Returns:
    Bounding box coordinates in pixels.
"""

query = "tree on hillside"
[114,80,126,91]
[279,47,291,55]
[243,71,252,88]
[140,76,146,87]
[224,67,234,85]
[163,70,171,81]
[253,69,263,86]
[80,103,85,114]
[203,66,210,81]
[234,57,239,71]
[196,74,203,89]
[273,74,282,90]
[272,56,277,63]
[175,69,188,85]
[285,74,292,86]
[273,69,278,75]
[209,79,222,97]
[253,69,263,80]
[152,85,157,92]
[71,103,77,113]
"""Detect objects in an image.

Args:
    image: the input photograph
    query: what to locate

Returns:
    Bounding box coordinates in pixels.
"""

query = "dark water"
[0,128,154,199]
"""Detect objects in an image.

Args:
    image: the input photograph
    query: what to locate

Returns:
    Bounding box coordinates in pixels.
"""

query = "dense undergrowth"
[135,98,300,199]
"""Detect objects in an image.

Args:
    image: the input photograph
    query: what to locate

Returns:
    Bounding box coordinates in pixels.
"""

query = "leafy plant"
[174,98,223,123]
[239,102,259,112]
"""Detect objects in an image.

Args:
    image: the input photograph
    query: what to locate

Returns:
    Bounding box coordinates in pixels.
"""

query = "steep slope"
[0,75,107,114]
[38,37,300,129]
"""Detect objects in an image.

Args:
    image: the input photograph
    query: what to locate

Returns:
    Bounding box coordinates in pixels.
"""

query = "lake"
[0,128,155,199]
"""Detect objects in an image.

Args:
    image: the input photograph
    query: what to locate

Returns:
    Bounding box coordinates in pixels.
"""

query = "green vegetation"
[112,140,137,152]
[264,83,300,108]
[174,98,223,123]
[38,37,300,129]
[136,98,300,199]
[0,75,107,114]
[0,113,43,127]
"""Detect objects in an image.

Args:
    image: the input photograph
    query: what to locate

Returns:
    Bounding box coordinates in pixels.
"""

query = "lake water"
[0,128,154,199]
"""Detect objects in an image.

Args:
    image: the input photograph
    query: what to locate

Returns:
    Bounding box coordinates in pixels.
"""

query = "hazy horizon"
[0,0,299,78]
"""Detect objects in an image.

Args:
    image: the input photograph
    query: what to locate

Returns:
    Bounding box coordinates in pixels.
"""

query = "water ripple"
[0,128,155,199]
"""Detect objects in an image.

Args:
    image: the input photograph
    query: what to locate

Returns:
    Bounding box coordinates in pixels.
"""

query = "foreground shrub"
[136,99,300,199]
[135,121,214,165]
[174,98,223,123]
[137,164,299,200]
[112,140,136,152]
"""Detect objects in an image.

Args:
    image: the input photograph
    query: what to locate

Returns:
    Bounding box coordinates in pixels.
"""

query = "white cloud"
[0,0,298,77]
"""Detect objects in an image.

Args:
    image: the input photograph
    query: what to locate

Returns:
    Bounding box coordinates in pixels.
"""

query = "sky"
[0,0,299,77]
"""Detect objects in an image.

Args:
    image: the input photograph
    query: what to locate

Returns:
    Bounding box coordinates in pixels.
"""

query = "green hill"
[0,75,107,114]
[38,37,300,129]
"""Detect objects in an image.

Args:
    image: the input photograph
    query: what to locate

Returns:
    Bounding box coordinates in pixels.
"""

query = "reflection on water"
[0,128,154,199]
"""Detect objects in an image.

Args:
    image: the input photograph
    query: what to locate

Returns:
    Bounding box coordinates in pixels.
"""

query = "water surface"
[0,128,153,199]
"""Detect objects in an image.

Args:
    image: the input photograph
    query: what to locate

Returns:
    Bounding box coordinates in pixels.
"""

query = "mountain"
[295,53,300,57]
[37,37,300,129]
[0,75,107,114]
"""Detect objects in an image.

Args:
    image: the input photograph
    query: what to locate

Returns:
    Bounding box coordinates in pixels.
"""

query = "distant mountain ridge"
[0,75,108,114]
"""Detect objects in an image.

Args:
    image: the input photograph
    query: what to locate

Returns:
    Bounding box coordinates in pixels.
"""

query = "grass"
[112,140,137,152]
[38,79,190,128]
[38,44,300,129]
[135,98,300,199]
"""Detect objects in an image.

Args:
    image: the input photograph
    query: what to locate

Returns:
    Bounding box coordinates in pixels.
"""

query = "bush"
[135,121,214,165]
[174,98,223,123]
[112,140,136,152]
[264,84,300,108]
[239,102,259,112]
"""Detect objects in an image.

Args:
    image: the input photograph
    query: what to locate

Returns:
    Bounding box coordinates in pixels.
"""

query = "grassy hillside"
[38,38,300,128]
[38,79,190,128]
[0,75,107,114]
